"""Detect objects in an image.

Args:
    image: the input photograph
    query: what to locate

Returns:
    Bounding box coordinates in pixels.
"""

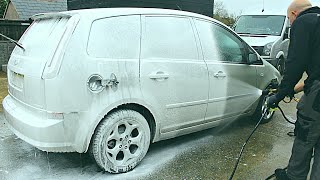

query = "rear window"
[142,16,198,60]
[87,15,140,59]
[15,18,70,60]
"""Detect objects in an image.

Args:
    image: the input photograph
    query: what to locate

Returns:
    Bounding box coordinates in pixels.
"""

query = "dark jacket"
[277,6,320,99]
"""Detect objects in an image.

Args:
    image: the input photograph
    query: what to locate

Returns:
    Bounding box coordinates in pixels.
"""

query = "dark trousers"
[287,81,320,180]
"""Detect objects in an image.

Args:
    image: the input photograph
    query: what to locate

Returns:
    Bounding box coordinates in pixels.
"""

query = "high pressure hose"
[228,93,298,180]
[228,108,269,180]
[277,106,295,125]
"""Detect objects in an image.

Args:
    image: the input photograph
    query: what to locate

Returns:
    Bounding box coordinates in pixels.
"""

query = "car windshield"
[234,15,286,36]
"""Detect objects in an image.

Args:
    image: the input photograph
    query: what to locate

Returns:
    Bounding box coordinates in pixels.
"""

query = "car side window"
[87,15,140,59]
[142,16,198,60]
[195,19,246,63]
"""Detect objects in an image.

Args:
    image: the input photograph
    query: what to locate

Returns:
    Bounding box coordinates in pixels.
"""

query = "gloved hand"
[267,94,281,109]
[285,88,296,99]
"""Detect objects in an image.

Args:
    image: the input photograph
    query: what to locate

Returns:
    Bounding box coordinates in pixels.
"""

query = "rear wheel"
[90,110,151,173]
[253,94,275,124]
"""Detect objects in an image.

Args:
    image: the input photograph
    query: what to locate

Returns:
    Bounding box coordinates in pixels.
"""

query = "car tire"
[253,94,275,124]
[90,109,151,173]
[277,58,285,75]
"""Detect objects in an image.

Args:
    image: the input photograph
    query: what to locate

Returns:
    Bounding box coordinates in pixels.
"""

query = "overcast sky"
[223,0,320,15]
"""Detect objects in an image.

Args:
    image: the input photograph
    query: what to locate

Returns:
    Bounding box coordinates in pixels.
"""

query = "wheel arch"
[82,102,158,153]
[254,78,280,111]
[108,103,157,143]
[276,51,285,60]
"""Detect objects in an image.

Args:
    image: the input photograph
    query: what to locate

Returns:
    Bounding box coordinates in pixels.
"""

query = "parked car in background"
[3,8,281,174]
[233,14,290,74]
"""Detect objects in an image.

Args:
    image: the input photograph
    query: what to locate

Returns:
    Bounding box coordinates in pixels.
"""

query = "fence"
[0,19,31,40]
[0,19,30,70]
[0,41,15,67]
[68,0,214,17]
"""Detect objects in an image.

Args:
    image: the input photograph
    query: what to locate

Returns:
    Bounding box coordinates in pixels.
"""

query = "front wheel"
[90,110,151,173]
[276,58,285,75]
[253,95,275,124]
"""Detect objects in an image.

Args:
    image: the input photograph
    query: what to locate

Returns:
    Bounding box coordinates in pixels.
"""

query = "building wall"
[4,2,19,20]
[68,0,214,17]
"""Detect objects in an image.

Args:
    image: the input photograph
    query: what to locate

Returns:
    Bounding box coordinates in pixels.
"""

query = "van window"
[195,20,245,63]
[235,15,286,36]
[142,16,198,60]
[87,15,140,59]
[16,18,70,60]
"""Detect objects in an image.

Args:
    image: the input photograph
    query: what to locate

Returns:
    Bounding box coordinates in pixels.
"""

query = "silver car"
[3,8,281,173]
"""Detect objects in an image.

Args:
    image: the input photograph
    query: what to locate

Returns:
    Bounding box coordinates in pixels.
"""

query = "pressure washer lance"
[228,90,296,180]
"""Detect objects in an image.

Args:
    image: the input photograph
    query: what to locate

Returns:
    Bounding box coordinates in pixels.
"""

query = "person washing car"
[267,0,320,179]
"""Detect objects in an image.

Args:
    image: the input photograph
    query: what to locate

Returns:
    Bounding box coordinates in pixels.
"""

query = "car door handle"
[214,71,227,78]
[149,72,170,80]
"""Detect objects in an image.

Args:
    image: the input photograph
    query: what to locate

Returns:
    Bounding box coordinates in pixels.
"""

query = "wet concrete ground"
[0,97,301,180]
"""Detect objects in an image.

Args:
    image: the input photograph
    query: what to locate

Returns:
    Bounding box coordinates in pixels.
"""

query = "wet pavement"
[0,96,302,180]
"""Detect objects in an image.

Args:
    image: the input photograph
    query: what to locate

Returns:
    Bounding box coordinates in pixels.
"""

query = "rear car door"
[140,15,209,134]
[194,19,260,122]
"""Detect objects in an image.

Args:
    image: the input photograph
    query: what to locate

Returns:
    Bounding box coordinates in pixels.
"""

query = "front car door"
[194,19,261,122]
[140,15,209,137]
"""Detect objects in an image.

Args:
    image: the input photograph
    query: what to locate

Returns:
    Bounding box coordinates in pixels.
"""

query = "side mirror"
[284,27,291,40]
[248,53,262,65]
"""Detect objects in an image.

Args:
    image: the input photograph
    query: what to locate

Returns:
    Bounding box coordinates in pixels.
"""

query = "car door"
[194,19,261,122]
[140,15,209,134]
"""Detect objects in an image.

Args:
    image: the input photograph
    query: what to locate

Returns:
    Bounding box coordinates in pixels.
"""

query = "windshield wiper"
[253,32,272,35]
[0,33,25,51]
[237,32,252,35]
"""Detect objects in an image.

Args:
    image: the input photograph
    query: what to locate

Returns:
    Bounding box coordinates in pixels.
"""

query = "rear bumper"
[3,95,77,152]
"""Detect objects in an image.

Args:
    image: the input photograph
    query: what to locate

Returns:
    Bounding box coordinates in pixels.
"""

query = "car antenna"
[0,33,25,51]
[262,0,265,12]
[176,4,182,11]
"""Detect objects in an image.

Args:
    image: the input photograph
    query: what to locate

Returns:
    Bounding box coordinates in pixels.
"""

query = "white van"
[3,8,281,173]
[234,14,290,74]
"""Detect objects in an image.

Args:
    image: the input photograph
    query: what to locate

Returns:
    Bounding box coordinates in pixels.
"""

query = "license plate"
[11,71,24,90]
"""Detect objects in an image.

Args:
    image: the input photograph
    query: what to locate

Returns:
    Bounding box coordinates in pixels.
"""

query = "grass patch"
[0,71,8,112]
[0,71,6,78]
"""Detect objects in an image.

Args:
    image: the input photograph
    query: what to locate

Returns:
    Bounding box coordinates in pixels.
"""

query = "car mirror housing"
[248,53,263,65]
[284,27,291,40]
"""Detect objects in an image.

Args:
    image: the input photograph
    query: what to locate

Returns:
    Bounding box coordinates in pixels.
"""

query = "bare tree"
[213,0,240,27]
[0,0,7,18]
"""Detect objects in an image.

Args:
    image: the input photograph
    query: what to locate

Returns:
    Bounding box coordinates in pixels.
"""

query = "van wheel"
[253,94,275,124]
[90,110,150,173]
[277,58,285,75]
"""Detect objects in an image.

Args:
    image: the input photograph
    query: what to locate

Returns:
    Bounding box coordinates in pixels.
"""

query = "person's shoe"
[275,168,291,180]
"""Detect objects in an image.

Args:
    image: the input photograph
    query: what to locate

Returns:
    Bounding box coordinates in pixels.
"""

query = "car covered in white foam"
[2,8,281,173]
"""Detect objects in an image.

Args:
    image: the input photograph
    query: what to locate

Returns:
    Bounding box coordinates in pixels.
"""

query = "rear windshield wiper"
[0,33,25,51]
[237,32,252,35]
[256,33,272,35]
